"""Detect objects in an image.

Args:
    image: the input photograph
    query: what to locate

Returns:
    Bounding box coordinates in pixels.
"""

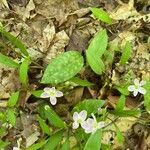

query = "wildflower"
[82,114,105,134]
[72,110,87,129]
[13,147,20,150]
[128,79,146,96]
[41,87,63,105]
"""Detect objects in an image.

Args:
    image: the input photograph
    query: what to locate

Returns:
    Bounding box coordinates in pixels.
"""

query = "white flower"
[82,114,105,134]
[41,87,63,105]
[13,147,20,150]
[128,79,146,96]
[72,110,87,129]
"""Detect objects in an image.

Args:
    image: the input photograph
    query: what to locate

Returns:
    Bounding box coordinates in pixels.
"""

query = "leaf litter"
[0,0,150,149]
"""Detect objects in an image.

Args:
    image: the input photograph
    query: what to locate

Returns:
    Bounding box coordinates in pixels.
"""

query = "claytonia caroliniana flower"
[128,79,146,97]
[82,114,105,134]
[13,147,20,150]
[41,87,63,105]
[72,110,87,129]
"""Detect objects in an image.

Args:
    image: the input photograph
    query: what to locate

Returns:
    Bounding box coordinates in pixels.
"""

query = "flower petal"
[72,122,79,129]
[82,120,92,133]
[128,85,135,92]
[98,121,105,129]
[50,87,56,91]
[41,92,50,98]
[140,80,146,86]
[134,79,140,86]
[79,110,87,121]
[44,87,51,92]
[138,87,146,95]
[50,97,57,105]
[56,91,63,97]
[133,89,139,97]
[73,112,79,121]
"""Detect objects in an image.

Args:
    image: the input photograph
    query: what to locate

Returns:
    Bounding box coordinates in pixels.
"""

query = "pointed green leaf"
[41,51,84,84]
[120,41,132,65]
[0,25,29,56]
[91,8,112,24]
[115,95,126,111]
[86,30,108,74]
[37,116,51,135]
[6,108,16,126]
[60,138,70,150]
[26,140,48,150]
[0,53,19,68]
[7,91,19,107]
[114,124,124,144]
[44,130,64,150]
[144,80,150,113]
[19,57,30,87]
[84,129,102,150]
[44,105,66,128]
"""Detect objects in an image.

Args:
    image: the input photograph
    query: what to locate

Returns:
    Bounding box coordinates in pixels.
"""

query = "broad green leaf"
[0,53,19,68]
[84,129,102,150]
[26,140,48,150]
[115,95,125,111]
[70,77,94,87]
[86,30,108,74]
[41,51,84,84]
[44,130,64,150]
[31,90,43,98]
[144,80,150,113]
[109,109,141,117]
[0,25,29,56]
[120,41,132,65]
[37,115,51,135]
[7,91,19,107]
[19,57,30,87]
[6,108,16,126]
[44,105,66,128]
[60,138,70,150]
[91,8,112,24]
[114,124,124,144]
[73,99,105,115]
[0,140,10,149]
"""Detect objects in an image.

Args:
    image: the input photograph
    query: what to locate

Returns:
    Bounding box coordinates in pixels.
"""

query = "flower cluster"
[72,110,105,134]
[128,79,146,96]
[41,87,63,105]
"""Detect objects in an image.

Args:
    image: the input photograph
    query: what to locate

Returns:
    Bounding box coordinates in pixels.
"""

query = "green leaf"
[0,25,29,56]
[73,99,105,116]
[144,80,150,113]
[31,90,43,98]
[120,41,132,65]
[44,130,64,150]
[0,140,10,149]
[84,129,102,150]
[91,8,112,24]
[114,124,124,144]
[41,51,84,84]
[148,36,150,44]
[115,95,126,111]
[116,85,129,96]
[60,138,70,150]
[109,109,141,117]
[6,108,16,126]
[70,77,94,87]
[7,91,19,107]
[0,53,19,68]
[37,115,51,135]
[19,57,30,87]
[86,30,108,74]
[26,140,48,150]
[44,105,66,128]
